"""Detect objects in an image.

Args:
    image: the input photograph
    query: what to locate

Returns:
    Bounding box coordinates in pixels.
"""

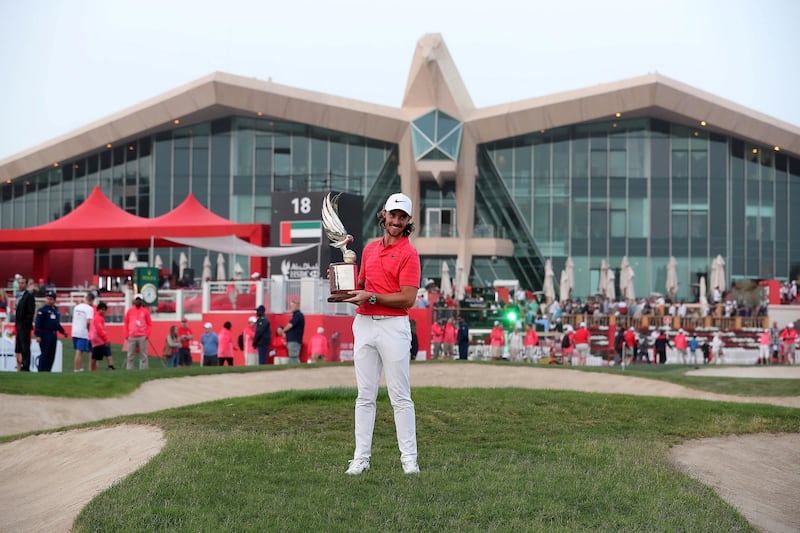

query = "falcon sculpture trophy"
[321,193,358,301]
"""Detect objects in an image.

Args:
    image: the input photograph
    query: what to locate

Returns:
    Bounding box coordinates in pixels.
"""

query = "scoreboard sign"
[270,192,363,280]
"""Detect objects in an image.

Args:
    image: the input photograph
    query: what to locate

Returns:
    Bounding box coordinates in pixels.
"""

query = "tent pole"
[149,235,154,267]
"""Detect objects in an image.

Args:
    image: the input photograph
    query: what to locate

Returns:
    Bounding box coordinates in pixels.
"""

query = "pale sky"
[1,0,798,161]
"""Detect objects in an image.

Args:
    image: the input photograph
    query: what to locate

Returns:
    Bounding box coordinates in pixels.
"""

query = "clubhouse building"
[1,33,799,300]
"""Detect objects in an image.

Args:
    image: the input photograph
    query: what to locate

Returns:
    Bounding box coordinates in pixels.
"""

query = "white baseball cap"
[384,193,412,216]
[203,322,212,329]
[248,316,257,324]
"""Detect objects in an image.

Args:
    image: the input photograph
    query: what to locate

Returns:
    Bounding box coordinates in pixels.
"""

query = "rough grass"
[71,387,799,532]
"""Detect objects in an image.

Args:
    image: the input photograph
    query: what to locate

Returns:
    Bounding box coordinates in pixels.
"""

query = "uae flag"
[280,220,322,245]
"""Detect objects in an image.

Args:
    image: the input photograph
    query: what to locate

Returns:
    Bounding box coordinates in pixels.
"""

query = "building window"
[424,207,455,237]
[411,109,463,161]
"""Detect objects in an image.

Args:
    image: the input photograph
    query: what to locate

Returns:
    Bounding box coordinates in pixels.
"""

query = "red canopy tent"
[0,186,267,283]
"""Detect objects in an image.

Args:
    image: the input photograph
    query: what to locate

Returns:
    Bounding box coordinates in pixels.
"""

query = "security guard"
[34,290,67,372]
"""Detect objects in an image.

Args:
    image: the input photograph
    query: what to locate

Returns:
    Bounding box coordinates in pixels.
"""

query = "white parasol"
[154,254,163,270]
[202,255,212,282]
[666,256,678,299]
[128,251,137,263]
[543,259,556,303]
[216,253,226,281]
[440,261,453,299]
[559,269,570,303]
[233,262,244,280]
[455,259,466,301]
[710,254,727,293]
[598,259,608,298]
[619,256,630,298]
[624,262,636,301]
[179,252,188,279]
[699,275,709,316]
[565,256,574,300]
[606,269,616,301]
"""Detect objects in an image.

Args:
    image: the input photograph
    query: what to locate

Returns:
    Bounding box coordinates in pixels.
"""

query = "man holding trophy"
[322,192,421,476]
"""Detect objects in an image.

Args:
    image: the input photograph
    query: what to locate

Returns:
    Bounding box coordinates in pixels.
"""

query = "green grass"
[65,387,799,532]
[4,358,799,531]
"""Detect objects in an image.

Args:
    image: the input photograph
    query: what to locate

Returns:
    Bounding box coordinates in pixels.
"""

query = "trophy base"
[328,262,358,301]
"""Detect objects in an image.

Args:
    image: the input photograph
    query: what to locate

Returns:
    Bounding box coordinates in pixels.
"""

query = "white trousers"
[352,314,416,462]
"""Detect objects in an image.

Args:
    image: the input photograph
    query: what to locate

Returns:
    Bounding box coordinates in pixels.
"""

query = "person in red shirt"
[177,316,194,367]
[309,326,330,363]
[442,317,457,359]
[779,323,797,365]
[623,327,637,366]
[342,192,421,476]
[489,321,506,360]
[218,321,235,366]
[88,301,113,371]
[430,319,445,359]
[573,321,590,366]
[524,324,539,363]
[242,317,258,366]
[271,325,288,364]
[123,294,153,369]
[673,329,689,364]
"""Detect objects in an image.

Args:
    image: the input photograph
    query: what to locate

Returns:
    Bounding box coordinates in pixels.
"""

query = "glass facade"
[480,118,800,300]
[3,109,798,299]
[0,116,399,274]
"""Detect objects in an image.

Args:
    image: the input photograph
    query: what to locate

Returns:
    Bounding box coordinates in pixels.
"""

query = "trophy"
[322,193,358,302]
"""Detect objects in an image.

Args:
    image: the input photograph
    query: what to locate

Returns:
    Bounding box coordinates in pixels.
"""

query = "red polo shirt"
[574,327,590,344]
[357,235,420,317]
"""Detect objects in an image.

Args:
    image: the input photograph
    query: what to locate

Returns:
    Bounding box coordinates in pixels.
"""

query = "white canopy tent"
[164,235,317,257]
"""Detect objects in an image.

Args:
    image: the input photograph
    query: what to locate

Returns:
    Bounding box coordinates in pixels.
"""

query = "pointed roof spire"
[402,33,474,117]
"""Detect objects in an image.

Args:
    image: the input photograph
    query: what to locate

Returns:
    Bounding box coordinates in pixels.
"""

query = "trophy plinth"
[327,262,358,302]
[322,193,359,303]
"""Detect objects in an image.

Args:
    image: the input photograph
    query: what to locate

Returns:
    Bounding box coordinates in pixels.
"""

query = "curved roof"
[0,34,798,184]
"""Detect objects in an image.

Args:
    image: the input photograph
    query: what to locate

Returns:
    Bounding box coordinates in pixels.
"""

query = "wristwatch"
[368,293,377,305]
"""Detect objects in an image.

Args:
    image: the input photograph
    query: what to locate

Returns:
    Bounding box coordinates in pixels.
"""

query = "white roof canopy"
[164,235,317,257]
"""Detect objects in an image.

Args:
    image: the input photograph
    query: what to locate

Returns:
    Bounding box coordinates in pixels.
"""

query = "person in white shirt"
[712,286,722,304]
[72,293,95,372]
[711,332,725,364]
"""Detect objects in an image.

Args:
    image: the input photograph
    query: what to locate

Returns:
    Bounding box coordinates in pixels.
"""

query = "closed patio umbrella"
[440,261,452,299]
[543,259,555,303]
[202,255,212,282]
[606,269,616,301]
[179,252,188,279]
[216,253,226,281]
[559,269,570,303]
[619,256,630,299]
[666,256,678,300]
[598,259,608,298]
[710,255,727,293]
